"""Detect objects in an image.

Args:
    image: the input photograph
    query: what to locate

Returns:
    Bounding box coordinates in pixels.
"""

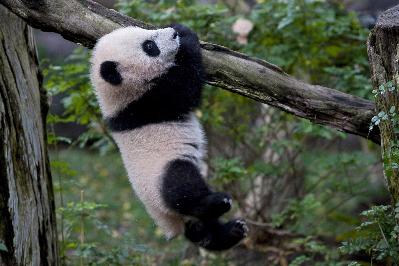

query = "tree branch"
[0,0,380,144]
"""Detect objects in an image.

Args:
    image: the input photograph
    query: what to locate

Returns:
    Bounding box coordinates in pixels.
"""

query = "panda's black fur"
[91,24,248,251]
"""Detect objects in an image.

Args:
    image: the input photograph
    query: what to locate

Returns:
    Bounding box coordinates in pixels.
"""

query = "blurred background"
[38,0,398,265]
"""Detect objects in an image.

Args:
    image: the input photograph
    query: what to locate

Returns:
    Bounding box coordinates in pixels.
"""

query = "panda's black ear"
[100,61,123,86]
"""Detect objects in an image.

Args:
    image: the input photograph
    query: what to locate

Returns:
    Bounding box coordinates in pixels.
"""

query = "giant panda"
[90,24,248,251]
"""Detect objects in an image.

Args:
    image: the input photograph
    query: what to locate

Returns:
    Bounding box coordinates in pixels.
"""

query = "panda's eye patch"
[100,61,122,86]
[142,40,160,57]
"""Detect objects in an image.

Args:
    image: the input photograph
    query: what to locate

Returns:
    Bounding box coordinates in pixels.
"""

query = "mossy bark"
[367,5,399,205]
[0,6,59,265]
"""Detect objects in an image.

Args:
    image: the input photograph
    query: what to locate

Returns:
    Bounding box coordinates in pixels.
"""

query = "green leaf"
[0,241,8,252]
[277,16,294,30]
[386,81,394,87]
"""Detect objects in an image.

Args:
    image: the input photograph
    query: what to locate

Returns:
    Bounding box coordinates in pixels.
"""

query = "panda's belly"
[112,113,206,238]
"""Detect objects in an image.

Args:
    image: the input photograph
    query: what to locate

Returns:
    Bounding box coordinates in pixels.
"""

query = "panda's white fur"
[90,25,248,250]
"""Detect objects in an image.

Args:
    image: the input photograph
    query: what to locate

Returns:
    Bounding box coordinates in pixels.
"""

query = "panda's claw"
[230,219,249,239]
[223,197,232,206]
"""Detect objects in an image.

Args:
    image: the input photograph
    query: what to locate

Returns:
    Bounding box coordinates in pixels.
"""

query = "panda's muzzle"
[100,61,123,86]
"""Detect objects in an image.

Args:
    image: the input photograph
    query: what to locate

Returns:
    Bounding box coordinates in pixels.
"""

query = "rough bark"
[367,5,399,205]
[0,0,380,144]
[0,6,59,266]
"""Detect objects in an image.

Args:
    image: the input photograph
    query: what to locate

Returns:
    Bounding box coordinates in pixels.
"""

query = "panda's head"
[90,26,179,116]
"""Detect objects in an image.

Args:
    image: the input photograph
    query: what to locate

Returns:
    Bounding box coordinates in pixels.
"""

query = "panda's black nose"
[172,31,178,39]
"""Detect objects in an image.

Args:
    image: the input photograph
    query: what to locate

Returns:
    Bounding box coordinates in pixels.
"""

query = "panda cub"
[90,24,248,251]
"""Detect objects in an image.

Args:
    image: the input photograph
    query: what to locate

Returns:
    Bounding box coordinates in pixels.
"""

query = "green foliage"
[270,151,376,236]
[0,241,7,252]
[211,157,247,185]
[51,149,190,265]
[289,255,311,266]
[45,48,96,126]
[117,0,235,45]
[370,79,399,206]
[385,143,399,177]
[42,0,384,264]
[246,0,370,97]
[340,204,399,264]
[272,194,322,229]
[44,48,114,154]
[370,81,398,132]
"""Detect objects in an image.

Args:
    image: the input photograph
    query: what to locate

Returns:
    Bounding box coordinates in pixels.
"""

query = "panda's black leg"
[161,159,232,220]
[184,219,248,251]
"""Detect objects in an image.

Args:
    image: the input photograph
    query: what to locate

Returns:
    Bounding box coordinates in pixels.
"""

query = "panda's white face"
[90,27,179,116]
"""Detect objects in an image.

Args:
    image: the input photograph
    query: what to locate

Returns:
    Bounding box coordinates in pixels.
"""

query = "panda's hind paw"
[229,219,249,238]
[197,192,232,220]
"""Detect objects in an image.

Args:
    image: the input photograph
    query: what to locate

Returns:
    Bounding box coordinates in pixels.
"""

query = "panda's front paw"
[169,24,200,57]
[170,23,197,39]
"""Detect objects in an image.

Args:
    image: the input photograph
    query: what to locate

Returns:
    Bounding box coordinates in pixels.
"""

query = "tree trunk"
[0,6,59,266]
[367,5,399,205]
